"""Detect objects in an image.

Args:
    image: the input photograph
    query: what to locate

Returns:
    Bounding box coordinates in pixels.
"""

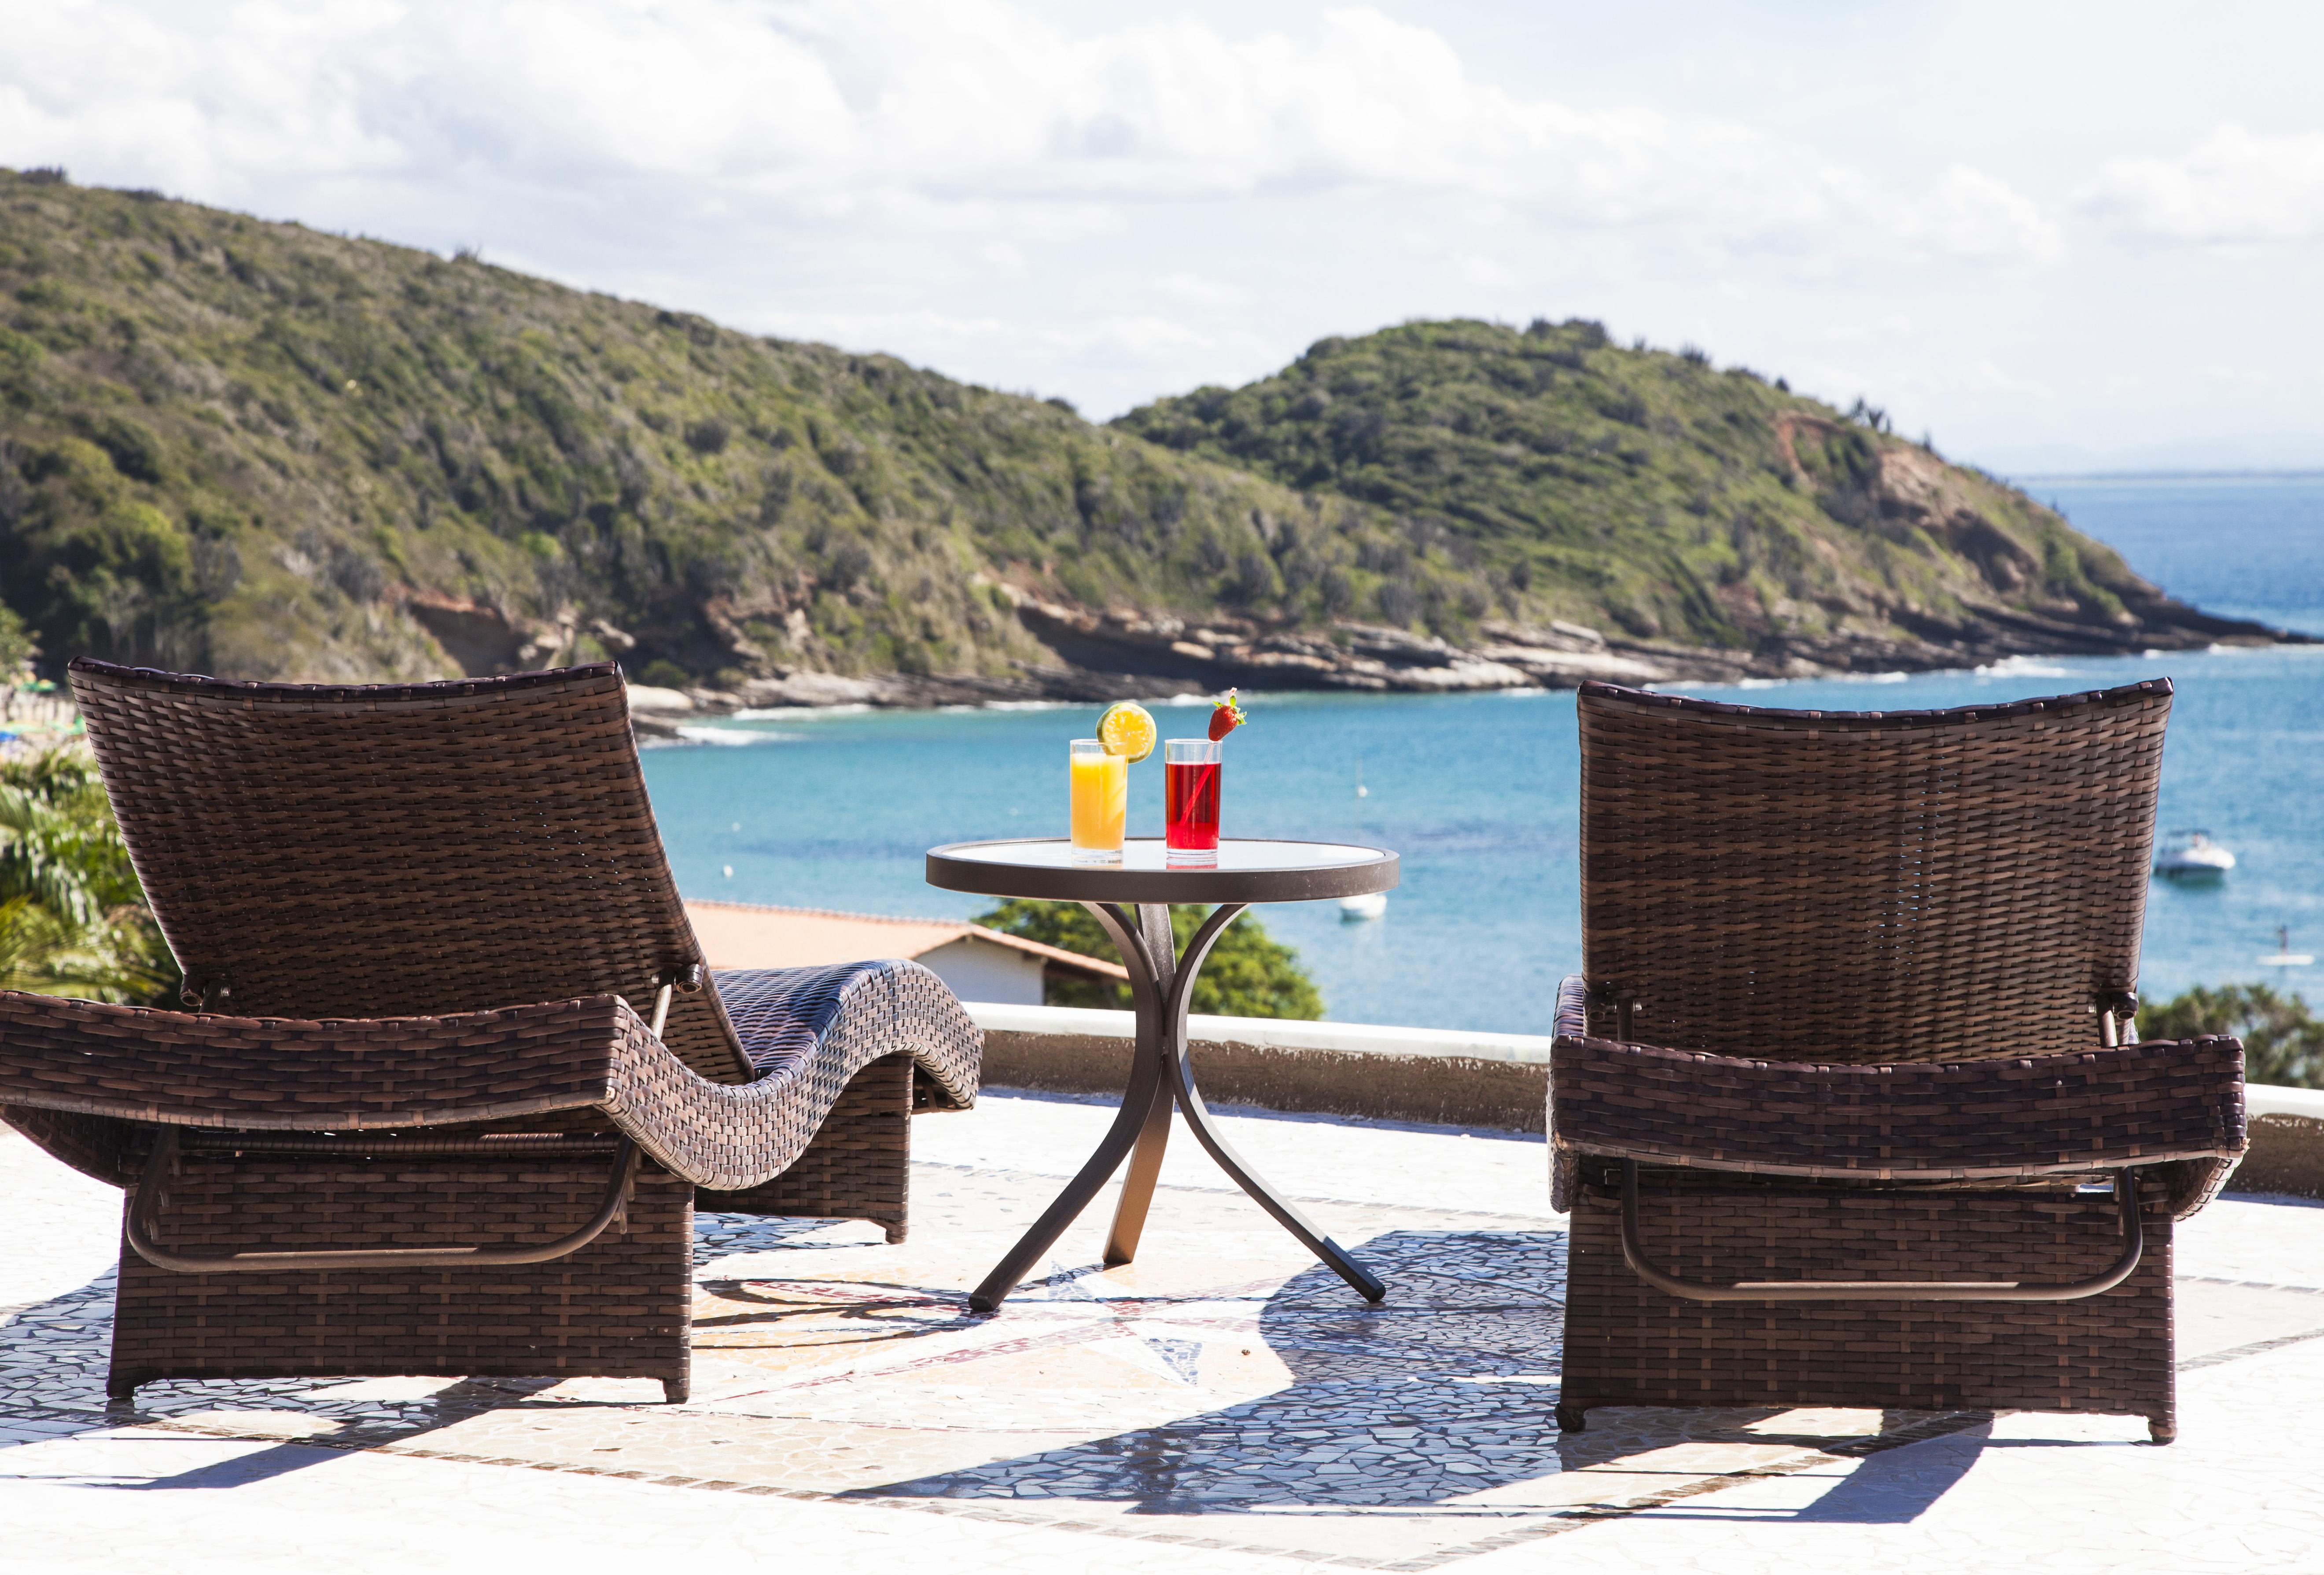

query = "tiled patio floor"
[4,1094,2322,1572]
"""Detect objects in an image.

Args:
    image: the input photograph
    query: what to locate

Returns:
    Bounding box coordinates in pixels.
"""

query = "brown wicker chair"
[0,659,980,1403]
[1550,679,2245,1444]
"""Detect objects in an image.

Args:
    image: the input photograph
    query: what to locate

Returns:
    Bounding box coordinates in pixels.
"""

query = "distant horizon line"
[2005,468,2324,484]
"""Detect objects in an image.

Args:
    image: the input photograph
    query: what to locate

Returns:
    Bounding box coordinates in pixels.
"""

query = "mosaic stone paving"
[7,1100,2324,1570]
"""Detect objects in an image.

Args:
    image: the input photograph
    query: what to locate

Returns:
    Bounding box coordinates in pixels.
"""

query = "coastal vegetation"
[974,899,1324,1019]
[0,169,2255,693]
[1115,320,2158,654]
[2141,983,2324,1089]
[0,171,1403,686]
[0,746,169,1002]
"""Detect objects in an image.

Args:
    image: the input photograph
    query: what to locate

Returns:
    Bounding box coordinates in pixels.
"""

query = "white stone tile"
[0,1426,1308,1575]
[0,1130,123,1315]
[2179,1191,2324,1290]
[1465,1337,2324,1575]
[6,1097,2321,1573]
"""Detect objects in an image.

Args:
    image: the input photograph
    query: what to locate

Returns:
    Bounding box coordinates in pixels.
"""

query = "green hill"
[0,169,2280,699]
[1113,320,2274,670]
[0,171,1403,692]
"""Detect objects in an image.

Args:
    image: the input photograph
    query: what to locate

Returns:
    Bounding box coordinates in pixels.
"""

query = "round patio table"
[927,837,1399,1312]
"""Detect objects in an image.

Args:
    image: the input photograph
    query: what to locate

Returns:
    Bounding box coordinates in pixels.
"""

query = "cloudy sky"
[6,0,2322,471]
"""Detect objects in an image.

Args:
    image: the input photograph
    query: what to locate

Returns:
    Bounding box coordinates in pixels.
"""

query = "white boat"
[1341,758,1385,918]
[2154,829,2235,878]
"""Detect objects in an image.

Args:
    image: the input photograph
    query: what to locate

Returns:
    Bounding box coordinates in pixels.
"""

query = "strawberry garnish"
[1207,688,1248,742]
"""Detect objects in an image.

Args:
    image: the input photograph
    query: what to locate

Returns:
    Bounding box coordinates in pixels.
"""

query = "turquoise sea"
[640,475,2324,1033]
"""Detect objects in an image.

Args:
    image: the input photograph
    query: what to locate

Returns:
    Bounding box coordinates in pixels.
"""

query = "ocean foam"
[673,725,801,745]
[1973,656,2072,679]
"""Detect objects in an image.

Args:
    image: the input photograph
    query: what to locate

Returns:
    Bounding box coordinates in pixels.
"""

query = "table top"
[926,837,1399,905]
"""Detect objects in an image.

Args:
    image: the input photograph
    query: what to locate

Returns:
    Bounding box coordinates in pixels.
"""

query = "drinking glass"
[1164,738,1220,865]
[1068,739,1126,863]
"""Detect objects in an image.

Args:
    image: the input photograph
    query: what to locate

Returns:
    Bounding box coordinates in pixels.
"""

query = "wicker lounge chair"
[1551,679,2245,1443]
[0,660,980,1403]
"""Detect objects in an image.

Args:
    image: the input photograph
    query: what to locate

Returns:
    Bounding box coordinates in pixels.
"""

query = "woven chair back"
[68,659,752,1084]
[1576,678,2172,1064]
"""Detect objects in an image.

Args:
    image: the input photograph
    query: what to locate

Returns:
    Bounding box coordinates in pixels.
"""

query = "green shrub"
[0,746,173,1002]
[637,659,691,689]
[0,604,34,677]
[974,898,1323,1019]
[2138,983,2324,1089]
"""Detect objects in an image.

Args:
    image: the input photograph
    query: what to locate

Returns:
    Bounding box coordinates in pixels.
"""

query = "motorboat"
[2154,829,2235,879]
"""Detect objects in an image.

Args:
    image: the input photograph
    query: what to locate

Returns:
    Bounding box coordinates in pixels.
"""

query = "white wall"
[915,936,1046,1006]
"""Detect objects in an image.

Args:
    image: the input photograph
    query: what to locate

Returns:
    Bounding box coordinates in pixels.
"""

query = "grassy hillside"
[0,171,1420,685]
[1115,319,2202,659]
[0,170,2262,691]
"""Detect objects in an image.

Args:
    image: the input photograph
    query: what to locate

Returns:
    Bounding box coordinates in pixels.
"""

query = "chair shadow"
[1673,1420,1989,1524]
[858,1226,1982,1520]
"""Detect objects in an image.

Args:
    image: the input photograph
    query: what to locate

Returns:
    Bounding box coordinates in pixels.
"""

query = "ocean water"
[641,475,2324,1033]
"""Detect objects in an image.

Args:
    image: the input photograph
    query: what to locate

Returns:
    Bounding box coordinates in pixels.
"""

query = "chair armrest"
[1547,976,1590,1211]
[1549,1029,2247,1218]
[712,960,980,1112]
[1,971,980,1195]
[608,960,978,1189]
[0,990,636,1132]
[1554,974,1591,1042]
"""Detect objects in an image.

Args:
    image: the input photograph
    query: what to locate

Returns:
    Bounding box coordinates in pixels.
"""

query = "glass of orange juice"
[1068,738,1126,863]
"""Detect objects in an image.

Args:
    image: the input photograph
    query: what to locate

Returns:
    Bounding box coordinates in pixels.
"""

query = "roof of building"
[682,900,1128,982]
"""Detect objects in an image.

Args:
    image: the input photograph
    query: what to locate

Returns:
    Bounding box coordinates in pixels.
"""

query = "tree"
[0,746,174,1003]
[2138,983,2324,1089]
[0,603,34,681]
[974,899,1323,1020]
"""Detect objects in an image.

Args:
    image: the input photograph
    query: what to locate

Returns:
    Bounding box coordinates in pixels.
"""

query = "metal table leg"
[965,902,1168,1313]
[1152,904,1384,1302]
[968,900,1384,1311]
[1102,904,1177,1267]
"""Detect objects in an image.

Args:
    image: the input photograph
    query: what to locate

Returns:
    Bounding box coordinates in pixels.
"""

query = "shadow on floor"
[861,1228,1978,1520]
[0,1219,1993,1520]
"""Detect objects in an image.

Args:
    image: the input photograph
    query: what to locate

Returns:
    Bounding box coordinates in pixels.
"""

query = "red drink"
[1165,740,1220,857]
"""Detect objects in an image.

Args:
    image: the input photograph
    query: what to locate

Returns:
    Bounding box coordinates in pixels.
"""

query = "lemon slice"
[1097,701,1157,764]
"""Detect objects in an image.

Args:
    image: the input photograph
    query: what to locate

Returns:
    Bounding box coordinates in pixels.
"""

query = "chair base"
[1559,1180,2177,1443]
[99,1056,919,1402]
[107,1158,695,1403]
[697,1054,913,1242]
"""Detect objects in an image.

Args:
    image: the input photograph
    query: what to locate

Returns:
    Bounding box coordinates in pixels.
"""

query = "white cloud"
[0,0,2058,271]
[1156,272,1250,308]
[1895,165,2063,264]
[1817,314,1919,345]
[746,302,1243,374]
[2081,124,2324,243]
[6,0,2319,467]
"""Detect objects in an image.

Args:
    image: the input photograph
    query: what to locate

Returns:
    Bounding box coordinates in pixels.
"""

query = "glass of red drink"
[1164,738,1221,865]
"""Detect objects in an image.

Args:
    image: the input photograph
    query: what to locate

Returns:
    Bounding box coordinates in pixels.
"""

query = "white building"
[682,900,1126,1007]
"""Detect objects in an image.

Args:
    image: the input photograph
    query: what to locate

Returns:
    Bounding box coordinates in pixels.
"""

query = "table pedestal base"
[968,902,1387,1313]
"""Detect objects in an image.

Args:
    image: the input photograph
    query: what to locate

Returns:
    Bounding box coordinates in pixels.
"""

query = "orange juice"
[1069,740,1126,861]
